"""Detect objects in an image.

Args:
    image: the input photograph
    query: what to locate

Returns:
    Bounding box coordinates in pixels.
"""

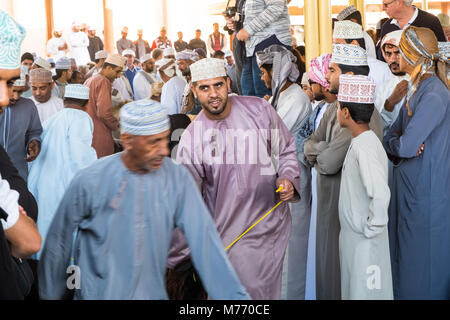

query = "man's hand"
[277,178,294,202]
[225,16,236,32]
[236,28,250,42]
[385,80,408,112]
[416,143,424,157]
[25,140,40,162]
[263,94,271,101]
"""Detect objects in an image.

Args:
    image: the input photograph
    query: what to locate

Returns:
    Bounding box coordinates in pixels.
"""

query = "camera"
[223,6,245,35]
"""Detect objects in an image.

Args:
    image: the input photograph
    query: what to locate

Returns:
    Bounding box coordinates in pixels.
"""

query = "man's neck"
[64,103,85,112]
[57,77,68,84]
[396,6,416,27]
[213,31,220,37]
[348,123,370,138]
[121,152,151,174]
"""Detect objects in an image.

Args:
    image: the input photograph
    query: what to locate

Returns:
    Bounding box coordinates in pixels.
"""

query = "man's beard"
[389,63,406,76]
[203,96,227,115]
[181,68,191,78]
[144,67,154,73]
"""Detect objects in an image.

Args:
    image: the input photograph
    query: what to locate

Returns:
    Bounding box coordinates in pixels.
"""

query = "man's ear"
[121,133,132,150]
[190,84,197,100]
[226,76,231,93]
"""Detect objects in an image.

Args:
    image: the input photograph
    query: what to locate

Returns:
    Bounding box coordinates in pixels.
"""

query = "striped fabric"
[120,99,170,136]
[0,10,26,70]
[243,0,292,57]
[64,84,90,100]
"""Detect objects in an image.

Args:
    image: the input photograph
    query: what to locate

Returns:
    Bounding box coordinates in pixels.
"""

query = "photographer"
[225,0,292,98]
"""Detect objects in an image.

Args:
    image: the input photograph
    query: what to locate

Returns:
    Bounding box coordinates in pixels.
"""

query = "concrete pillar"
[318,0,332,55]
[45,0,54,42]
[348,0,366,29]
[304,0,320,71]
[103,0,114,53]
[422,0,428,11]
[0,0,14,16]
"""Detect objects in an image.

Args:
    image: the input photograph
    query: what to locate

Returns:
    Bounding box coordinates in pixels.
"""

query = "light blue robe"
[28,108,97,260]
[383,76,450,299]
[38,154,250,300]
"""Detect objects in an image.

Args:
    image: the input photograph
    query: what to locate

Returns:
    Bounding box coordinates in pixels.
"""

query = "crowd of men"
[0,0,449,301]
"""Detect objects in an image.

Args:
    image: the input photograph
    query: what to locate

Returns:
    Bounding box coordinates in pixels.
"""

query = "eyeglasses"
[382,0,397,9]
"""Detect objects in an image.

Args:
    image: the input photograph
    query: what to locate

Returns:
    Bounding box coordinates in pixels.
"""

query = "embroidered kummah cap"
[140,54,153,64]
[0,10,26,70]
[55,57,72,70]
[308,54,332,89]
[190,58,226,82]
[105,53,127,68]
[338,74,376,104]
[64,84,90,100]
[331,44,368,66]
[30,68,53,83]
[122,49,135,57]
[33,57,52,70]
[224,50,233,58]
[337,5,358,21]
[333,20,364,39]
[120,99,170,136]
[163,47,176,57]
[175,49,199,62]
[95,50,108,60]
[13,65,28,87]
[381,30,403,48]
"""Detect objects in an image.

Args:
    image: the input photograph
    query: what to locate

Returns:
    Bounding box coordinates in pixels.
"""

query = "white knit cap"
[13,65,28,87]
[333,20,364,39]
[55,57,72,70]
[33,57,52,70]
[163,47,176,57]
[105,54,127,68]
[331,44,368,66]
[140,53,153,64]
[95,50,108,60]
[338,74,376,104]
[122,49,135,57]
[64,84,90,100]
[120,99,170,136]
[190,58,227,82]
[381,30,403,48]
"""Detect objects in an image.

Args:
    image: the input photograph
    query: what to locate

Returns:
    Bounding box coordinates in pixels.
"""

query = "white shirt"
[69,31,91,66]
[363,31,376,59]
[133,71,157,101]
[161,76,187,115]
[391,6,419,29]
[375,73,410,136]
[113,76,133,101]
[368,57,392,97]
[47,37,66,61]
[0,173,19,230]
[31,95,64,124]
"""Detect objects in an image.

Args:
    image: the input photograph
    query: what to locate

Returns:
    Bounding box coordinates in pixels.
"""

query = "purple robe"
[168,95,301,299]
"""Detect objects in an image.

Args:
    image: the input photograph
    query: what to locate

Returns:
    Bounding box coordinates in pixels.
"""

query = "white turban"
[155,58,176,77]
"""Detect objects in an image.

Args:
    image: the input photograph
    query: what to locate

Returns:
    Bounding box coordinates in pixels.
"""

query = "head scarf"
[308,54,332,89]
[255,44,299,110]
[175,49,199,62]
[399,26,449,116]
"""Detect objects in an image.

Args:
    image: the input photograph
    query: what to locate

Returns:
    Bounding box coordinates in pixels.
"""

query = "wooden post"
[103,0,114,53]
[318,0,332,55]
[304,0,320,71]
[45,0,54,42]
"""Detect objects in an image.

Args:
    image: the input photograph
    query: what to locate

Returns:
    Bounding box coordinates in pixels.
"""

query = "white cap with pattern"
[140,54,153,64]
[64,84,90,100]
[55,57,72,70]
[331,44,368,66]
[13,65,28,87]
[33,57,52,70]
[95,50,108,60]
[122,49,135,57]
[120,99,170,136]
[333,20,364,39]
[338,74,376,104]
[0,10,26,70]
[190,58,227,83]
[163,47,176,57]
